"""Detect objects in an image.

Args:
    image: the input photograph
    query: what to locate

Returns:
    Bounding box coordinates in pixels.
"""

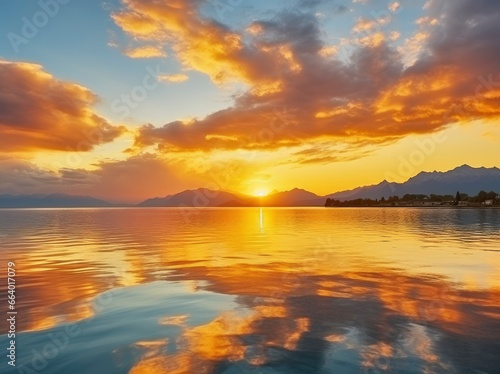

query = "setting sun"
[254,190,269,197]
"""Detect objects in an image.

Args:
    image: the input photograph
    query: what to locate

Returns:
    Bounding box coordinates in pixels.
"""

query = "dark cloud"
[296,0,324,8]
[0,159,96,193]
[333,4,350,14]
[296,0,349,14]
[0,155,202,203]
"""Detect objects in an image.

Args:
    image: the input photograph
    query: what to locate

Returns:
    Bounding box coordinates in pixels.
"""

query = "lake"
[1,207,499,374]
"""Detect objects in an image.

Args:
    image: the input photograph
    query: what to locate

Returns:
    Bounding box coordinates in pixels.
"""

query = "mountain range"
[0,193,115,208]
[138,187,322,207]
[325,164,500,201]
[1,165,499,208]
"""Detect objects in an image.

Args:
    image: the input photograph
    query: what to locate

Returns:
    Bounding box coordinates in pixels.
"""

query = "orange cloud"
[0,60,126,153]
[158,73,189,83]
[112,0,304,89]
[124,45,166,58]
[112,0,248,84]
[112,0,500,157]
[353,17,379,33]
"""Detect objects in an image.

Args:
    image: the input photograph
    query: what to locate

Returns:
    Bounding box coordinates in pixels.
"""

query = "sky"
[0,0,499,203]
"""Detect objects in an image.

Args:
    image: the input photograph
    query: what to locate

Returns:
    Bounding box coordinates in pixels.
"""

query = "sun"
[254,190,268,197]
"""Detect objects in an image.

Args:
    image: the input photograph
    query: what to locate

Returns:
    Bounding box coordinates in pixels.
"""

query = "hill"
[326,165,500,201]
[0,193,114,208]
[3,165,499,208]
[138,188,246,207]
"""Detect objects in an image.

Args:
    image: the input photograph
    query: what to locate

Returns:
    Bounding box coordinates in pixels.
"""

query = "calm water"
[1,208,499,374]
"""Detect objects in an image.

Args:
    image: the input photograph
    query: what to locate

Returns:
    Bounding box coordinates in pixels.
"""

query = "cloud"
[352,17,379,33]
[415,16,438,26]
[157,73,189,83]
[112,0,500,155]
[112,0,264,85]
[388,31,401,41]
[0,60,126,153]
[124,45,166,58]
[0,155,203,203]
[290,138,395,165]
[0,158,97,193]
[333,5,350,14]
[295,0,349,14]
[388,2,401,13]
[296,0,324,9]
[398,31,430,67]
[87,155,202,202]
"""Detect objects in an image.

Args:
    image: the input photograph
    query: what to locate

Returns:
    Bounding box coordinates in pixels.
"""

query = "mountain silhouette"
[326,164,500,201]
[138,188,246,207]
[0,193,114,208]
[2,165,499,208]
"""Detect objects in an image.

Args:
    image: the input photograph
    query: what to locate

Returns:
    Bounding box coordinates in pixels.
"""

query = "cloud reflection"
[2,208,499,373]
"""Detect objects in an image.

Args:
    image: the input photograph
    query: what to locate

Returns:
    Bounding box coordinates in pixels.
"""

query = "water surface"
[1,208,499,373]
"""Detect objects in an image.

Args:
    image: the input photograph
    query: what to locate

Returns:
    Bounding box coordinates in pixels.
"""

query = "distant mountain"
[255,188,322,206]
[327,165,500,201]
[3,165,499,208]
[138,188,246,207]
[0,193,114,208]
[138,188,323,207]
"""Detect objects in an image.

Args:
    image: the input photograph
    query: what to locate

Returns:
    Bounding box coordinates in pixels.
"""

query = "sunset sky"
[1,0,499,202]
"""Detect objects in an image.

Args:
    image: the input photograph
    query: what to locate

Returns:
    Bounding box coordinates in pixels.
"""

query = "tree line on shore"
[325,191,499,207]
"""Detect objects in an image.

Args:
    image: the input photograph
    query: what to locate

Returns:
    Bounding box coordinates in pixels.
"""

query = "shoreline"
[1,205,500,209]
[324,205,500,209]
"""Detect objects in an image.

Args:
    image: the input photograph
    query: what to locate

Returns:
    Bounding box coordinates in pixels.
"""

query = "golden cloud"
[158,73,189,83]
[352,17,379,33]
[111,0,500,157]
[124,45,166,58]
[0,60,126,153]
